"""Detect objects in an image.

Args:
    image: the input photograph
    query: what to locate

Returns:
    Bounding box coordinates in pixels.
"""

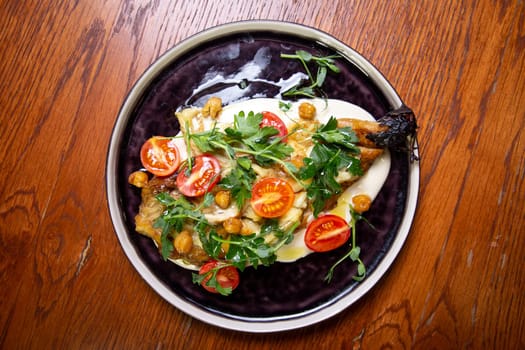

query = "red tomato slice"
[250,177,295,218]
[304,215,351,252]
[140,137,180,176]
[199,260,240,294]
[261,111,288,140]
[176,154,221,197]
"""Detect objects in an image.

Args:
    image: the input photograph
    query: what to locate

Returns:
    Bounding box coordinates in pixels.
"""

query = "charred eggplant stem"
[366,105,419,162]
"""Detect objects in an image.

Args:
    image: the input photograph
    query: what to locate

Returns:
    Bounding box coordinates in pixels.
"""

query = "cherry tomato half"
[140,137,181,176]
[304,215,351,252]
[176,154,221,197]
[198,260,240,294]
[250,177,295,218]
[261,111,288,140]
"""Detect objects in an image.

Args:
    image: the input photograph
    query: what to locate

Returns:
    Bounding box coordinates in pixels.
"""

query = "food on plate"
[193,260,240,295]
[304,214,351,253]
[140,136,181,177]
[176,154,221,197]
[250,177,295,218]
[128,96,417,295]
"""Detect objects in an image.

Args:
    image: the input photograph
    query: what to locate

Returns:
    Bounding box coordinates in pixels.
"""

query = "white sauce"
[172,98,390,267]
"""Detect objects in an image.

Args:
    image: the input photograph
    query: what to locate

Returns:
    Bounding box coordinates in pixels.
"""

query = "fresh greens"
[280,50,341,98]
[191,262,236,296]
[154,189,297,269]
[218,156,256,209]
[298,117,363,216]
[153,192,214,260]
[189,110,300,195]
[199,220,298,271]
[279,100,292,112]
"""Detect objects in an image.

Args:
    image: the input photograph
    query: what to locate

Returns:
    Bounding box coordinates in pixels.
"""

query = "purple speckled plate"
[106,21,419,332]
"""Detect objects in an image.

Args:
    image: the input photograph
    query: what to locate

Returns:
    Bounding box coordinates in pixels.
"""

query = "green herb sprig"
[280,50,341,98]
[297,117,363,216]
[189,110,301,206]
[218,156,256,209]
[153,192,214,260]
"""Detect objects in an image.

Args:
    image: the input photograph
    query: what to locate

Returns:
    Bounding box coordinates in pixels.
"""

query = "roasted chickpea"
[214,190,231,209]
[223,217,242,234]
[128,171,148,188]
[173,230,193,254]
[240,226,254,236]
[221,241,230,254]
[298,101,316,120]
[352,194,372,213]
[202,96,222,118]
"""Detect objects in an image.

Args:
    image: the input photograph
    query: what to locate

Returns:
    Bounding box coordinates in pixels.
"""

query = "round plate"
[106,20,419,332]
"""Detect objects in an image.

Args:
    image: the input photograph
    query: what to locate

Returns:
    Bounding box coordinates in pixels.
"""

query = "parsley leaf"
[298,117,362,216]
[314,117,360,152]
[190,110,299,183]
[191,125,235,158]
[219,156,256,208]
[153,192,212,260]
[228,110,262,137]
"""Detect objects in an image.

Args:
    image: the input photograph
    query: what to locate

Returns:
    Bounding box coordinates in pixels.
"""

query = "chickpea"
[298,101,316,120]
[173,230,193,254]
[221,241,230,254]
[128,171,148,188]
[240,226,254,236]
[214,190,231,209]
[352,194,372,213]
[202,96,222,118]
[223,217,242,234]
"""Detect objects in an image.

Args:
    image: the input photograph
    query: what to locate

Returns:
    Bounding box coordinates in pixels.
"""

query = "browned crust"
[337,118,388,148]
[359,146,384,172]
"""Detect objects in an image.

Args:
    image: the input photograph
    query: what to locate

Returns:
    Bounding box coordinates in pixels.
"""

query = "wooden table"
[1,1,523,348]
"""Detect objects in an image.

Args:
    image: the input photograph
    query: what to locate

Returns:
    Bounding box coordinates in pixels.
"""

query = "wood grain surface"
[1,0,523,349]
